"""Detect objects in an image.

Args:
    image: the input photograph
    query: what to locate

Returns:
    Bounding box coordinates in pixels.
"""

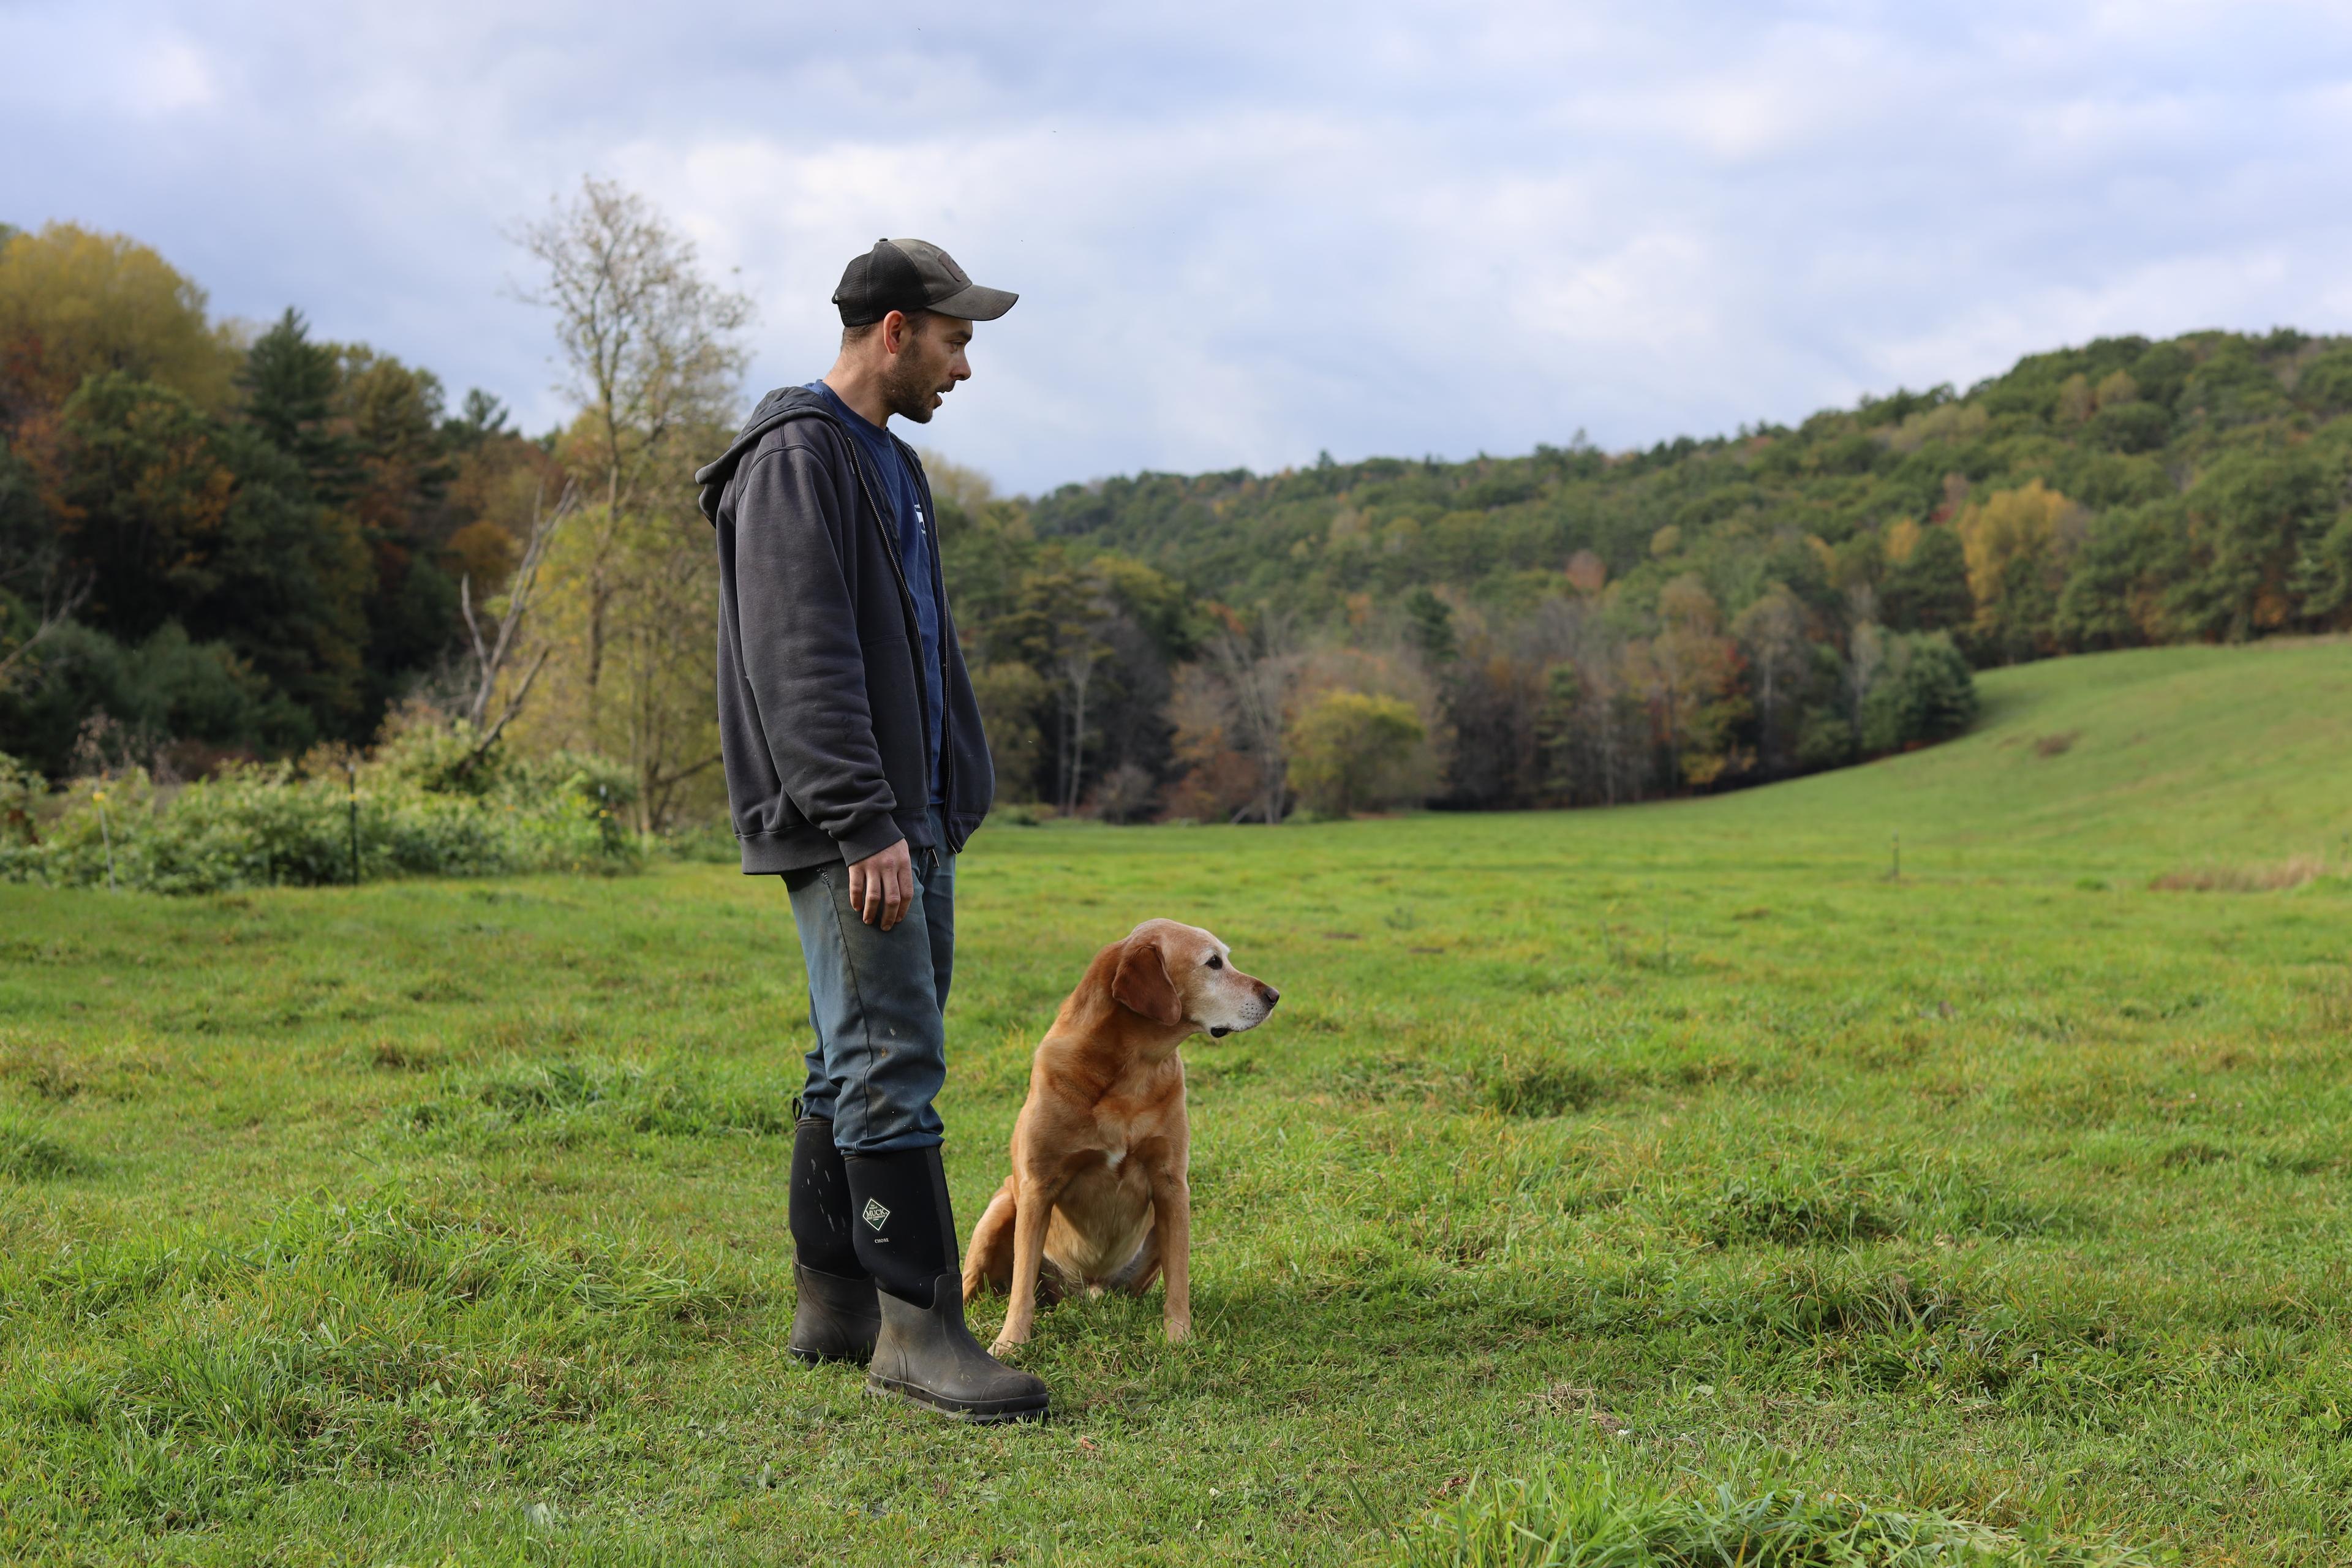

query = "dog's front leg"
[1150,1169,1192,1344]
[962,1181,1018,1305]
[993,1168,1063,1355]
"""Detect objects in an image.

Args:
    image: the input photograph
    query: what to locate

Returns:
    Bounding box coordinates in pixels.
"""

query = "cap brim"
[927,282,1018,322]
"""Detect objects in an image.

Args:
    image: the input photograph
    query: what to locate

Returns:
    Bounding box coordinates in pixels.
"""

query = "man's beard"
[881,353,941,423]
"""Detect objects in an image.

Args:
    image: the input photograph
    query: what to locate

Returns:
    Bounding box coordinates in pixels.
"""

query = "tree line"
[4,192,2346,831]
[954,324,2348,818]
[0,188,742,832]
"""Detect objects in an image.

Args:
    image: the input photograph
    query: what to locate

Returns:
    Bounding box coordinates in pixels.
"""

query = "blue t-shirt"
[807,380,944,807]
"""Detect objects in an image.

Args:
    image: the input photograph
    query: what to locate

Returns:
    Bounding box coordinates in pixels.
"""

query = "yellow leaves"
[0,222,237,411]
[2095,369,2140,408]
[1884,518,1923,565]
[1284,689,1431,816]
[1648,524,1683,559]
[1954,479,2085,619]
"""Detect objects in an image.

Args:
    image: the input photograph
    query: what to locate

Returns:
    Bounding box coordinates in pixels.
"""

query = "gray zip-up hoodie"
[696,385,993,874]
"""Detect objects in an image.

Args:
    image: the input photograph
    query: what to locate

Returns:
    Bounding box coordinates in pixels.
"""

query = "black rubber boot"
[789,1262,880,1364]
[788,1115,878,1365]
[845,1146,1050,1423]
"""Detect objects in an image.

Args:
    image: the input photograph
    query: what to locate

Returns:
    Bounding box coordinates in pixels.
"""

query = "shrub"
[1286,689,1433,816]
[0,731,641,894]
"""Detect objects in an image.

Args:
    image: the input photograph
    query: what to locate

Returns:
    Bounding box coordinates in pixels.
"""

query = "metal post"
[95,788,116,893]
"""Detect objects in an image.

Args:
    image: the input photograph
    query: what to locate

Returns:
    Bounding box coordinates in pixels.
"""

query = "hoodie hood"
[696,383,839,525]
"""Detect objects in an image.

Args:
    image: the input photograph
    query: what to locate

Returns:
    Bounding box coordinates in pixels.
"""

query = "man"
[695,238,1047,1423]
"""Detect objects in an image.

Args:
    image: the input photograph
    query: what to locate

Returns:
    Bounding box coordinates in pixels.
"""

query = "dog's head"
[1110,918,1279,1039]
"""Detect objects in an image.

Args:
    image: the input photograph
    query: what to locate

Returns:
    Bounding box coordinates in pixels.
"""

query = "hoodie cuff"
[835,815,907,865]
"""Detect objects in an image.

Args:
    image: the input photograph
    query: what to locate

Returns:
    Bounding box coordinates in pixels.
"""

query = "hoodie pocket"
[858,632,927,802]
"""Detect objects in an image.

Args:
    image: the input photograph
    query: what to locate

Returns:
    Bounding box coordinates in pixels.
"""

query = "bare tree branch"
[0,569,92,694]
[456,479,578,769]
[1207,607,1301,825]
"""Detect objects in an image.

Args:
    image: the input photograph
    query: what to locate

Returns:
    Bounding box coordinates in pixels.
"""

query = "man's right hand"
[846,840,914,930]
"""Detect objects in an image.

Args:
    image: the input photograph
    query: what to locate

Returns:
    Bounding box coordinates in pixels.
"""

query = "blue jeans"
[783,812,954,1155]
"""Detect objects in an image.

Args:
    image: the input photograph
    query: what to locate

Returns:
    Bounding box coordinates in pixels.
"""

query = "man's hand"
[846,840,914,930]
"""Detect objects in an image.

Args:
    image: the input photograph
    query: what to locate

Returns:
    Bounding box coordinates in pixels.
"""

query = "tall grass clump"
[0,725,641,894]
[1403,1464,2153,1568]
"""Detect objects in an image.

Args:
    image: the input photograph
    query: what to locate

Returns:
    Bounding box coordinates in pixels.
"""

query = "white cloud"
[2,0,2350,490]
[127,37,219,116]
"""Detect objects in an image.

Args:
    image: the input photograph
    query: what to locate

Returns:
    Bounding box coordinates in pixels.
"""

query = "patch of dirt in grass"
[0,1038,85,1100]
[368,1036,450,1072]
[2151,856,2334,892]
[404,974,484,1005]
[1476,1058,1612,1118]
[0,1035,173,1103]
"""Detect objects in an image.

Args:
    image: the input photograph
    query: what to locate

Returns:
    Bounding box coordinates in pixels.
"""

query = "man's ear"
[1111,934,1183,1026]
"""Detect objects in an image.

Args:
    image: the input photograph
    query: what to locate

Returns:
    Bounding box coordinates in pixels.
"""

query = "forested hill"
[937,326,2352,818]
[1017,328,2352,654]
[4,209,2348,831]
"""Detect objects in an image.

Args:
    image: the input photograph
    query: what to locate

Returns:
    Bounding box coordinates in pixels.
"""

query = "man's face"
[880,312,973,424]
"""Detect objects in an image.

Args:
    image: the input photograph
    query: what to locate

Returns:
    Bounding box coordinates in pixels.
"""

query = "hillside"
[1687,636,2352,873]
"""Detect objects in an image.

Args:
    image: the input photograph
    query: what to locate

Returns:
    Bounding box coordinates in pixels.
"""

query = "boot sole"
[865,1374,1050,1423]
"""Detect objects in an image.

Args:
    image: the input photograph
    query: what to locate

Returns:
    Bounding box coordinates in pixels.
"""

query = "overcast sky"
[7,1,2351,494]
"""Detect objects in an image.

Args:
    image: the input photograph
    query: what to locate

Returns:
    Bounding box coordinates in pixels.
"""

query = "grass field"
[4,638,2351,1566]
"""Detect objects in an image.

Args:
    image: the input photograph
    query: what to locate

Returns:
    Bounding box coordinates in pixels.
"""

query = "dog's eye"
[1205,956,1223,970]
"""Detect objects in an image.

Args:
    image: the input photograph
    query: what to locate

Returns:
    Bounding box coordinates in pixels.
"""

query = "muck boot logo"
[862,1197,892,1230]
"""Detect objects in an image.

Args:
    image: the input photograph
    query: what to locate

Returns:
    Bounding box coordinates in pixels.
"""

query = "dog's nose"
[1259,986,1280,1009]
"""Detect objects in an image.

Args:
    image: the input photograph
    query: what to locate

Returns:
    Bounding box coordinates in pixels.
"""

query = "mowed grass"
[3,638,2351,1566]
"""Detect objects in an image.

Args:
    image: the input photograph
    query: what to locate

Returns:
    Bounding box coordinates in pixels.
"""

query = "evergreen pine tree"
[239,309,358,503]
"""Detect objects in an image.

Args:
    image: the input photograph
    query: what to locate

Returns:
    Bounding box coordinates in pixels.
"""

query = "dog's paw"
[989,1332,1027,1357]
[1164,1319,1191,1344]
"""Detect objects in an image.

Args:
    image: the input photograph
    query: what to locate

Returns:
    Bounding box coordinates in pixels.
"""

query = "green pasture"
[4,639,2350,1565]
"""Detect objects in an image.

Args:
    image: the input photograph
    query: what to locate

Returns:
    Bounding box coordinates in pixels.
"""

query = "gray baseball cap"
[832,238,1018,327]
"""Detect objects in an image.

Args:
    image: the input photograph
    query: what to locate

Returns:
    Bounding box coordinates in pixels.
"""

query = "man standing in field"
[695,239,1047,1423]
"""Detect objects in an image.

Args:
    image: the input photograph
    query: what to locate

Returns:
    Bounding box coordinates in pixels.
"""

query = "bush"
[1860,633,1978,756]
[658,817,741,864]
[1286,690,1433,816]
[0,730,641,894]
[0,620,311,777]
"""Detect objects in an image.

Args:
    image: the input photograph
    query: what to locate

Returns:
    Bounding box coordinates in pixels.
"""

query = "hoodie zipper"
[835,424,951,846]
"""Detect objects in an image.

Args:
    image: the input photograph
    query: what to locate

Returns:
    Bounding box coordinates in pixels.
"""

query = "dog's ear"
[1111,932,1183,1025]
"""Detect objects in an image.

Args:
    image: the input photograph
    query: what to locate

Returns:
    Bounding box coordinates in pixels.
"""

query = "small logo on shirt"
[862,1198,892,1230]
